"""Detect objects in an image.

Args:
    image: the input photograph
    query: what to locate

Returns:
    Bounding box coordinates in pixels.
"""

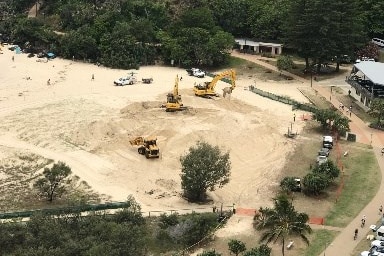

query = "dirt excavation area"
[0,49,311,212]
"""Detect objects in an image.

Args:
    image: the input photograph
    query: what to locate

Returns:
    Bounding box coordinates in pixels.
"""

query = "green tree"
[303,172,330,195]
[254,195,312,256]
[167,213,219,246]
[228,239,246,256]
[285,0,365,71]
[208,0,252,37]
[243,244,271,256]
[368,98,384,125]
[180,141,231,202]
[357,42,381,61]
[313,109,350,135]
[359,0,384,37]
[313,160,340,180]
[248,0,290,40]
[34,161,72,202]
[280,176,300,193]
[276,55,294,74]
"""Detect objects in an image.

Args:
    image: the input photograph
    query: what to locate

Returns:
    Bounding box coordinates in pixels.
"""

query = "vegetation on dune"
[0,0,382,70]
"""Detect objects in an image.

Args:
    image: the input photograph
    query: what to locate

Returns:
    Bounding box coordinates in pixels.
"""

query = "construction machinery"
[129,136,160,159]
[165,75,187,112]
[193,69,236,98]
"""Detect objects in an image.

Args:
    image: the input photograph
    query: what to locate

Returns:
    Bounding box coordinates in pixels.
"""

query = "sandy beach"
[0,48,311,212]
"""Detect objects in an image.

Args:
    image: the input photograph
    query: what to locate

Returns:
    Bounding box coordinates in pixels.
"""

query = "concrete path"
[231,52,384,256]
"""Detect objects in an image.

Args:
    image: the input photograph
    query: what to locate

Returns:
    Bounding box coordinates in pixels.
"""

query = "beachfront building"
[235,38,283,55]
[347,62,384,107]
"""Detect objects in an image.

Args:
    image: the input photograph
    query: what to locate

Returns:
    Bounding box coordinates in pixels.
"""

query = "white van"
[372,38,384,48]
[323,136,333,149]
[376,226,384,241]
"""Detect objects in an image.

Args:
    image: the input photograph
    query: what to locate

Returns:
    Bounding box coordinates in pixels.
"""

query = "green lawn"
[325,143,381,227]
[299,229,339,256]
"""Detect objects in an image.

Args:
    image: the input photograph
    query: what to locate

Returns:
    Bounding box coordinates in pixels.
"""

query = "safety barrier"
[0,203,235,220]
[248,85,319,113]
[0,202,129,220]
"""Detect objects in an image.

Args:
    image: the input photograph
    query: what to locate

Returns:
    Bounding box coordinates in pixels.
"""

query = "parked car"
[318,148,330,157]
[186,68,205,78]
[114,76,137,86]
[372,240,384,248]
[316,155,328,165]
[361,246,384,256]
[322,135,333,149]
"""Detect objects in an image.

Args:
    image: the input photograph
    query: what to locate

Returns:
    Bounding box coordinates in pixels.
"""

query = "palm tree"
[254,194,312,256]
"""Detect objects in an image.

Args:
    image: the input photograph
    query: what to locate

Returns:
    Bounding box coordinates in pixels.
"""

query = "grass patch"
[299,229,339,256]
[325,143,380,227]
[299,88,334,110]
[216,56,287,82]
[337,94,375,124]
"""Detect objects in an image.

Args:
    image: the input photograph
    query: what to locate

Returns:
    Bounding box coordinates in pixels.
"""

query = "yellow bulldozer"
[193,69,236,98]
[129,136,160,159]
[165,75,187,112]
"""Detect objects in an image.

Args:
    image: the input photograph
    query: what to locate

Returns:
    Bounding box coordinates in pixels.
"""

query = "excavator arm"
[194,69,236,98]
[207,69,236,91]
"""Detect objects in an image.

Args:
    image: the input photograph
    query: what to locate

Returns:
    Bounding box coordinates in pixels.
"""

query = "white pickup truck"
[186,68,205,78]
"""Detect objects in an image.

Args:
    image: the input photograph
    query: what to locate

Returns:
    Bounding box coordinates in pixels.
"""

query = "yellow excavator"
[165,75,187,112]
[129,136,160,159]
[193,69,236,98]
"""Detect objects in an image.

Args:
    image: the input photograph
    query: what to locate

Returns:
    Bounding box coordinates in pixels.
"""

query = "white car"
[361,246,384,256]
[114,76,137,86]
[186,68,205,78]
[372,240,384,248]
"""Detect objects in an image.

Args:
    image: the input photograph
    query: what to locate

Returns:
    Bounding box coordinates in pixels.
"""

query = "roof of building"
[354,62,384,86]
[235,38,282,47]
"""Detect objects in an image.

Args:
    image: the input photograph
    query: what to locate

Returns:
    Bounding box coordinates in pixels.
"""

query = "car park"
[318,147,330,157]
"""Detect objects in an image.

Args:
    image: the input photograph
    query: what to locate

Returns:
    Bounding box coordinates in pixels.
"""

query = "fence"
[0,202,234,220]
[248,85,319,113]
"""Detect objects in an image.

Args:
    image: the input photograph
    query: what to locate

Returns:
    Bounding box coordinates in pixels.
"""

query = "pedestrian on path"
[91,74,94,81]
[12,56,14,62]
[293,113,296,122]
[380,205,383,215]
[381,149,384,157]
[47,79,50,86]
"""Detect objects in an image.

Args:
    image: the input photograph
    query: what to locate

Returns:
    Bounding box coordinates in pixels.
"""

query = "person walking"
[91,74,94,81]
[293,113,296,122]
[380,205,383,215]
[47,79,50,86]
[381,149,384,157]
[12,56,14,62]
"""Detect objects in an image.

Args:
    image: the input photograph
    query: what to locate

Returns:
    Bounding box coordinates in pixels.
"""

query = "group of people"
[339,103,353,117]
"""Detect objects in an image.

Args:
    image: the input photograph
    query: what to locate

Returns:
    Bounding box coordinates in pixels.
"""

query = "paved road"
[231,51,384,256]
